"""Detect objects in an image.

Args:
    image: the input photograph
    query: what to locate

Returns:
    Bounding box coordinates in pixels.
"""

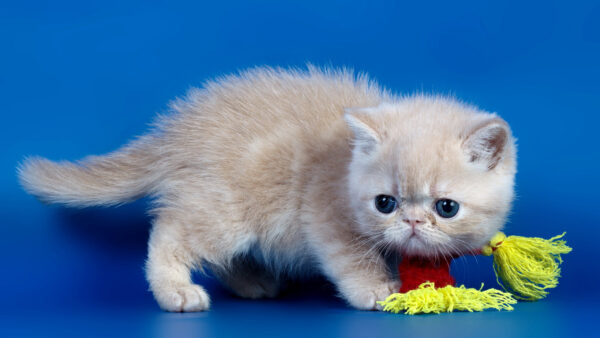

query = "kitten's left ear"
[344,107,380,155]
[463,118,511,170]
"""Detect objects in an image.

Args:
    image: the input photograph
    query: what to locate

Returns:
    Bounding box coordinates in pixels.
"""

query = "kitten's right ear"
[344,108,380,155]
[462,117,511,170]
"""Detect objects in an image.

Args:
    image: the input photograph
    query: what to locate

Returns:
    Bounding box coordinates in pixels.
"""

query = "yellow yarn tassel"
[377,282,517,315]
[481,232,572,300]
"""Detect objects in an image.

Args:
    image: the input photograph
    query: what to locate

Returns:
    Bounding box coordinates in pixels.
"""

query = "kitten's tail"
[17,136,164,207]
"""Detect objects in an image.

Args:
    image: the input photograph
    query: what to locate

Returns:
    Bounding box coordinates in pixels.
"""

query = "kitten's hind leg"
[212,257,281,299]
[145,217,210,312]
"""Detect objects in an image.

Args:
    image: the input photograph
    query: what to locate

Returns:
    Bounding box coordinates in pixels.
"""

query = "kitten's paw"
[343,280,399,311]
[153,284,211,312]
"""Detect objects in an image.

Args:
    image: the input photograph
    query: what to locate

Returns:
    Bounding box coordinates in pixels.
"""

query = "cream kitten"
[18,67,516,312]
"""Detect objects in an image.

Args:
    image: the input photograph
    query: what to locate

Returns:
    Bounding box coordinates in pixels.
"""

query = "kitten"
[18,67,517,312]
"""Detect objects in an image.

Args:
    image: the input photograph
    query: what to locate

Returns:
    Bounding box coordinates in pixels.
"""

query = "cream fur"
[18,66,517,312]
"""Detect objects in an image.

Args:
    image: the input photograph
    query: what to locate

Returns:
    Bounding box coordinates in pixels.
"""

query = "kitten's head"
[345,96,516,258]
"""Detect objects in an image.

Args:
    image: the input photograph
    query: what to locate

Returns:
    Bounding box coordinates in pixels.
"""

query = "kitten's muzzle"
[402,218,424,229]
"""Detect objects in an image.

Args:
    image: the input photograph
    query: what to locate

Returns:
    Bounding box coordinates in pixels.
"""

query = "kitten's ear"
[344,108,380,155]
[463,118,510,170]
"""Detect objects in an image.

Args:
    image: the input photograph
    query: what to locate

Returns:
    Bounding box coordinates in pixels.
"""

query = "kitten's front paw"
[153,284,211,312]
[343,280,399,311]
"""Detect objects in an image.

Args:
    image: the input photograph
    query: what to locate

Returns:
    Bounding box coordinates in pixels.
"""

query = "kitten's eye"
[435,199,460,218]
[375,195,397,214]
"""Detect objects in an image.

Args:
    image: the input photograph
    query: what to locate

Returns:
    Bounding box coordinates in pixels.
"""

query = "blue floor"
[1,297,596,338]
[1,1,599,337]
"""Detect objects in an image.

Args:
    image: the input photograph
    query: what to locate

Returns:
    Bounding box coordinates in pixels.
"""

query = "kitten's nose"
[403,218,424,228]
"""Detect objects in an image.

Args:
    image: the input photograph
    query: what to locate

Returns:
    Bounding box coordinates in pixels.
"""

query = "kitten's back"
[167,67,385,149]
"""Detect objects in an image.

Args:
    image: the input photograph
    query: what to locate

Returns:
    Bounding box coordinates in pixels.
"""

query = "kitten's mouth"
[408,230,423,241]
[400,233,425,253]
[386,228,448,257]
[398,232,453,258]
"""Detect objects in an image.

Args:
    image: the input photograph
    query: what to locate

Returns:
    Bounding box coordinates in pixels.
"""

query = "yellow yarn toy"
[378,232,572,314]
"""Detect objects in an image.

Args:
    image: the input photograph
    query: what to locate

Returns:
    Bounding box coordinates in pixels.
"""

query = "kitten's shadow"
[55,199,152,254]
[49,199,158,306]
[54,201,342,307]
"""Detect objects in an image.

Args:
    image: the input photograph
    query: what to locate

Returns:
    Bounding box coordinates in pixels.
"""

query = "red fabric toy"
[378,232,572,314]
[398,257,455,293]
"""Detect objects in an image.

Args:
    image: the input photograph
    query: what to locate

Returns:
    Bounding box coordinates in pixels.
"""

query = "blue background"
[1,0,599,337]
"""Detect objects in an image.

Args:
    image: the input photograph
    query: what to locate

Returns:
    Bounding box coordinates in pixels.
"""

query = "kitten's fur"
[18,67,516,312]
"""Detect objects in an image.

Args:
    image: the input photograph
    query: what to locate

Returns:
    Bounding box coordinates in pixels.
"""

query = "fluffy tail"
[18,136,163,207]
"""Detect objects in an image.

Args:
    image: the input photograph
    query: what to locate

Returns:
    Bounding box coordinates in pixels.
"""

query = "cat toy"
[378,232,572,314]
